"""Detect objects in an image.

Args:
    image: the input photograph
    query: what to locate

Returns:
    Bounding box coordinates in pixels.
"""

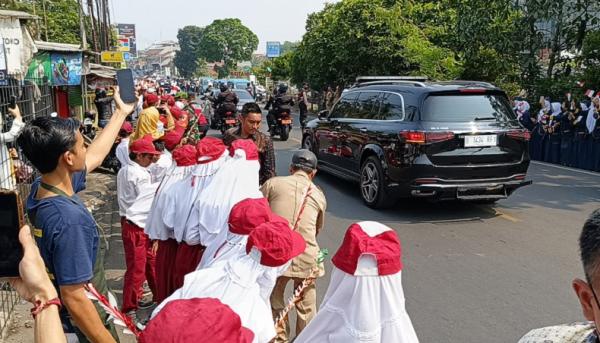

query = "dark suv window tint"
[330,92,358,118]
[353,92,381,119]
[422,94,517,122]
[378,93,404,120]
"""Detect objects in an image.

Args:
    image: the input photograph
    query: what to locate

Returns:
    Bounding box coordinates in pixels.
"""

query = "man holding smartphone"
[18,87,135,343]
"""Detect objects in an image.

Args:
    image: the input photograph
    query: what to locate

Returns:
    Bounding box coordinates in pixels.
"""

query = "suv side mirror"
[318,110,329,120]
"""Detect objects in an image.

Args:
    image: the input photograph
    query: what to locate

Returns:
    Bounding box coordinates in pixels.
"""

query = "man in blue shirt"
[18,87,135,343]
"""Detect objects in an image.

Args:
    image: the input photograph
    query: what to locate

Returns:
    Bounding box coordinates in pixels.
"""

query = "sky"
[110,0,338,53]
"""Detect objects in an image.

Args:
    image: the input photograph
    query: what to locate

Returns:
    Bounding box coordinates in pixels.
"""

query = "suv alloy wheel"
[360,156,393,208]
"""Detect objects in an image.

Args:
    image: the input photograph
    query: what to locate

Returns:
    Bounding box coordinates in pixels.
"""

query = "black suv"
[302,77,532,208]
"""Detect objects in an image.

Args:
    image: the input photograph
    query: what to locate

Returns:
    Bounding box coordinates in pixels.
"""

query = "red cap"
[139,298,254,343]
[229,139,259,161]
[228,198,272,235]
[332,222,402,276]
[120,121,133,134]
[245,217,306,267]
[163,126,185,151]
[172,144,197,167]
[130,134,161,155]
[146,93,159,106]
[167,96,175,106]
[196,137,226,164]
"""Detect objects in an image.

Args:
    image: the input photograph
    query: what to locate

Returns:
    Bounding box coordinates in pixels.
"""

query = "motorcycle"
[269,109,292,141]
[218,110,239,134]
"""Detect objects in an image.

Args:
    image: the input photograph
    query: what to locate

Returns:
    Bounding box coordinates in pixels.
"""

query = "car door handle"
[360,128,368,133]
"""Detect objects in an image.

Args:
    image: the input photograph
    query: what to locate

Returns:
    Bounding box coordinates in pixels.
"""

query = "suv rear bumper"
[407,175,532,201]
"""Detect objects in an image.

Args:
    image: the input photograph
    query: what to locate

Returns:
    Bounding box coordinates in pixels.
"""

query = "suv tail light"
[506,130,531,141]
[400,131,455,144]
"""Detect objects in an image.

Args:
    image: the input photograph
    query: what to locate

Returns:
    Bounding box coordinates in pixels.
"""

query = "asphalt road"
[267,111,600,343]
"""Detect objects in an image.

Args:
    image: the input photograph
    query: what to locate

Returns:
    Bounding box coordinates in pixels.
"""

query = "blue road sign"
[123,52,131,61]
[266,42,281,58]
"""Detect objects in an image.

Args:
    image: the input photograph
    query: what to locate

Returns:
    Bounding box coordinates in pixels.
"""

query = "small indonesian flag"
[585,89,596,98]
[576,81,585,88]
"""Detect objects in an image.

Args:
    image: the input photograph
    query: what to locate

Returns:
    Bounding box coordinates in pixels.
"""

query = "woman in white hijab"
[153,219,306,343]
[295,221,419,343]
[0,105,25,190]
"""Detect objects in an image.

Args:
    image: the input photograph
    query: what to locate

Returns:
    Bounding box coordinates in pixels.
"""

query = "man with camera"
[18,87,135,343]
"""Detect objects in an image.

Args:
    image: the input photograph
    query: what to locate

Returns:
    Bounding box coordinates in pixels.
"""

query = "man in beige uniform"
[261,150,327,343]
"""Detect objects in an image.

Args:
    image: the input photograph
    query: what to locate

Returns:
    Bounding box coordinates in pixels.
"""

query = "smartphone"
[116,69,136,103]
[8,95,16,109]
[0,191,25,277]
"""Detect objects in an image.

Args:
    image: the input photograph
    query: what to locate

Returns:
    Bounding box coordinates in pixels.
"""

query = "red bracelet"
[31,298,62,318]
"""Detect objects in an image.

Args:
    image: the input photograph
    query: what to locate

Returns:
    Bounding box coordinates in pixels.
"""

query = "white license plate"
[464,135,497,147]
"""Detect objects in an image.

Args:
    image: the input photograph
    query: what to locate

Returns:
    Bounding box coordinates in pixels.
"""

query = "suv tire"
[302,135,314,152]
[360,156,393,209]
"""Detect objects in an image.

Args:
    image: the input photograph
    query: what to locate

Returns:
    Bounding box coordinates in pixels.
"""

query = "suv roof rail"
[353,76,428,88]
[356,76,428,83]
[434,80,497,88]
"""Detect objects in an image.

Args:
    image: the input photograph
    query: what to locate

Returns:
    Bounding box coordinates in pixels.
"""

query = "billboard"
[51,53,82,86]
[117,23,136,55]
[266,41,281,58]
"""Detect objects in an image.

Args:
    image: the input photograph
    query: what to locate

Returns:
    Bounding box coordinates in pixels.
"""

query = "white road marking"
[531,161,600,177]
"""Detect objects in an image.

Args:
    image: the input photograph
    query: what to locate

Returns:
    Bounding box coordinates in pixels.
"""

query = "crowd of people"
[514,91,600,171]
[7,78,600,343]
[6,84,421,343]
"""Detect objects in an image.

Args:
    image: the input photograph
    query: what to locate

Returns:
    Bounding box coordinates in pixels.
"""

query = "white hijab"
[152,248,276,343]
[144,162,196,240]
[295,223,419,343]
[586,99,598,134]
[194,147,262,267]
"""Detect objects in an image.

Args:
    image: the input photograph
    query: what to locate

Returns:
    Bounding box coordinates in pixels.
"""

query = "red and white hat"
[229,139,259,160]
[245,216,306,267]
[140,298,254,343]
[332,221,402,276]
[130,134,161,155]
[172,144,197,167]
[197,137,227,164]
[228,198,272,235]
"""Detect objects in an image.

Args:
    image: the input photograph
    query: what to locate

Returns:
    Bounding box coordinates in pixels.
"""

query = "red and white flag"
[576,81,585,88]
[585,89,596,98]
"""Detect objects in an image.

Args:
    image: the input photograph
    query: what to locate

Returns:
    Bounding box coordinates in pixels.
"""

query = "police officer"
[261,150,327,343]
[265,83,295,132]
[212,83,239,125]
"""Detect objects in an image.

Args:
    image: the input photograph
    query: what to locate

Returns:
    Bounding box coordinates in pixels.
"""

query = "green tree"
[198,18,259,76]
[3,0,81,44]
[271,52,293,81]
[174,25,204,78]
[292,0,462,90]
[280,41,300,54]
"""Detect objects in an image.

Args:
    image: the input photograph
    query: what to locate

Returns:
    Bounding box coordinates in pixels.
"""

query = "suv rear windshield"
[421,94,516,122]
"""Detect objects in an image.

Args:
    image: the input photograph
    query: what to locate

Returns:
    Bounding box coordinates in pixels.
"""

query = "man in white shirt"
[115,121,133,168]
[116,133,161,322]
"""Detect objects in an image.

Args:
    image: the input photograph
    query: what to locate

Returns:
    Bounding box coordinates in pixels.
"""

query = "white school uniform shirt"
[115,137,130,167]
[117,161,152,217]
[148,149,172,183]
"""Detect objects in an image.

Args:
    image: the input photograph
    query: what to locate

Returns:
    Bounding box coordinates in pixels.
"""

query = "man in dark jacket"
[94,88,114,128]
[213,83,239,124]
[265,83,294,132]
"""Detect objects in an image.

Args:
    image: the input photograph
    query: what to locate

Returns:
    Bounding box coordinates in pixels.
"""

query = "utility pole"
[41,0,49,41]
[77,0,88,50]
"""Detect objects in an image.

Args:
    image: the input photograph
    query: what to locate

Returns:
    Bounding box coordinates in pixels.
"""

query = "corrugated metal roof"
[35,40,82,52]
[0,9,39,20]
